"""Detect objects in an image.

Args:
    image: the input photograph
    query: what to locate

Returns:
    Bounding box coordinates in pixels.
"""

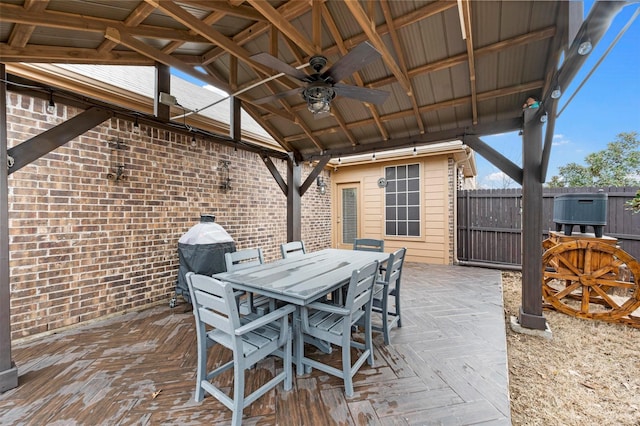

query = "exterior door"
[336,183,359,249]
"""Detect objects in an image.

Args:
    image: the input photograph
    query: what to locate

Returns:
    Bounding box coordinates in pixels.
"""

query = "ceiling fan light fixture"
[304,84,335,115]
[308,99,331,114]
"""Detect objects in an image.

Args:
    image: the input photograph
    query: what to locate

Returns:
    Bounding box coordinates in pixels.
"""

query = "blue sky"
[477,1,640,188]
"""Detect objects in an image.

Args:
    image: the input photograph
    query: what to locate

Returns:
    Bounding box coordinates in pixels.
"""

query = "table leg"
[293,308,305,376]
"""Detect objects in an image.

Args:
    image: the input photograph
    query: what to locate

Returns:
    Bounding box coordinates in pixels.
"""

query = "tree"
[547,131,640,188]
[627,189,640,213]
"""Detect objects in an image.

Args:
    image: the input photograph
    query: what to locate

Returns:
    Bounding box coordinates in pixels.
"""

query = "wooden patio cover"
[0,0,628,392]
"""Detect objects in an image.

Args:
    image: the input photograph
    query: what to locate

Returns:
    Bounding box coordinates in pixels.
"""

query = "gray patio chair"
[186,272,295,426]
[353,238,384,252]
[353,238,387,281]
[280,241,306,258]
[225,248,272,315]
[371,247,406,345]
[300,260,379,397]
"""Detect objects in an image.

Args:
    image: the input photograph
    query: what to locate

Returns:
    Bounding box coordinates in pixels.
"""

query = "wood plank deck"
[0,264,511,425]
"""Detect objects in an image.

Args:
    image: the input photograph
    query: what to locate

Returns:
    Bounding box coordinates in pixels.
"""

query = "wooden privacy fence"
[457,186,640,268]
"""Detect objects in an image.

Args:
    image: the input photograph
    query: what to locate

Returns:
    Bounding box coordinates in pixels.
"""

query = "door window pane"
[342,188,357,244]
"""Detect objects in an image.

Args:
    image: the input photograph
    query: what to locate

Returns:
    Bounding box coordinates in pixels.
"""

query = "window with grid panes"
[384,164,420,236]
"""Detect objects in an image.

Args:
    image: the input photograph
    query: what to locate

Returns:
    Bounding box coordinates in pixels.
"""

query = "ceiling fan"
[250,41,390,116]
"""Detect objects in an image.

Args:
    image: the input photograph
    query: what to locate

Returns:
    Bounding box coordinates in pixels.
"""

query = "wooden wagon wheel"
[542,240,640,321]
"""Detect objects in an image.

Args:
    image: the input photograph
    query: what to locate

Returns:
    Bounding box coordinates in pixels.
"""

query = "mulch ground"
[502,271,640,426]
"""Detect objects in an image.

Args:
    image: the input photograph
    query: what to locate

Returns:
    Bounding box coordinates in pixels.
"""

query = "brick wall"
[6,94,331,339]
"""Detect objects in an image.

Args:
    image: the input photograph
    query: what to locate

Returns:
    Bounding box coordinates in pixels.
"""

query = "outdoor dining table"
[213,248,389,375]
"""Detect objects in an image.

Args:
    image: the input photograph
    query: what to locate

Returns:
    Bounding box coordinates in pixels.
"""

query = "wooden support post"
[155,62,170,121]
[230,96,241,143]
[518,107,547,330]
[287,156,302,242]
[230,55,241,145]
[0,64,18,393]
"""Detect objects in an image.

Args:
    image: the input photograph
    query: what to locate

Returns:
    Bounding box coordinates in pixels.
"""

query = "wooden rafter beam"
[103,27,221,87]
[246,0,316,56]
[146,0,308,134]
[323,1,457,57]
[229,55,238,91]
[344,0,412,95]
[248,8,556,146]
[0,44,153,64]
[262,26,336,150]
[144,0,272,77]
[144,1,316,150]
[201,1,322,151]
[288,77,544,120]
[312,0,322,54]
[270,25,278,56]
[459,0,478,124]
[203,0,454,95]
[7,0,49,48]
[198,56,291,151]
[266,81,324,151]
[97,2,155,55]
[162,9,228,55]
[103,26,292,124]
[200,1,310,65]
[204,0,452,70]
[283,80,543,142]
[179,0,266,21]
[145,0,317,150]
[243,103,292,152]
[368,26,556,89]
[0,3,206,43]
[539,3,566,183]
[380,0,424,134]
[319,4,364,146]
[300,117,523,161]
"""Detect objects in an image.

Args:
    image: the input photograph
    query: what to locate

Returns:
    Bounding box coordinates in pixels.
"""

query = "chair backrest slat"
[194,288,229,313]
[383,248,406,285]
[187,272,241,333]
[281,241,306,258]
[225,248,264,272]
[353,238,384,252]
[198,305,235,334]
[345,261,379,312]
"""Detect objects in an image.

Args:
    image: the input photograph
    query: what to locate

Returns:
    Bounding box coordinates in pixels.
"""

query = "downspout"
[452,146,472,265]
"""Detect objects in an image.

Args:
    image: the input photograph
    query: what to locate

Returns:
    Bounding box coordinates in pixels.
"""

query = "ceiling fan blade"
[252,87,303,105]
[322,41,381,83]
[333,83,389,105]
[250,52,309,81]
